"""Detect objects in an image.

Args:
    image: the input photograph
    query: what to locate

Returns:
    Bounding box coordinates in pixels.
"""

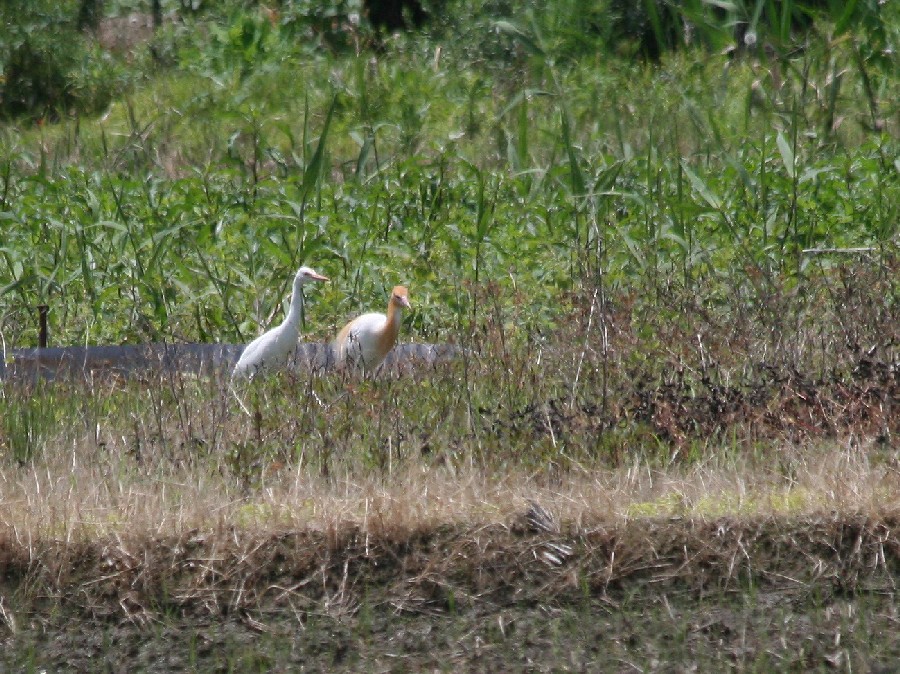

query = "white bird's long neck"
[284,278,305,330]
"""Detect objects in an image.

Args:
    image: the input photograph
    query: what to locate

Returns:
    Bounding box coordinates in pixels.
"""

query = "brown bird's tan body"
[334,286,410,372]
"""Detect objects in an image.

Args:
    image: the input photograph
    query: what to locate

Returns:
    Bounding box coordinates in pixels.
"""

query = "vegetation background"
[0,0,898,670]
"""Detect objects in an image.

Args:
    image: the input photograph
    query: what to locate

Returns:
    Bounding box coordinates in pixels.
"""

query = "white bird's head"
[295,266,329,284]
[391,285,411,309]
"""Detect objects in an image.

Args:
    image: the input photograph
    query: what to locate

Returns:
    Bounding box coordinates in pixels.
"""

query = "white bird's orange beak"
[308,272,329,282]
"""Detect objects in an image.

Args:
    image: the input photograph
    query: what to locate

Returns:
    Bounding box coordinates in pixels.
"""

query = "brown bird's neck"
[387,299,404,325]
[378,301,403,352]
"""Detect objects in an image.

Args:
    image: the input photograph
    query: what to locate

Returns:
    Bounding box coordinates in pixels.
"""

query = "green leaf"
[300,95,337,203]
[560,110,585,196]
[776,132,795,180]
[833,0,860,36]
[492,20,544,56]
[682,163,722,211]
[799,166,835,183]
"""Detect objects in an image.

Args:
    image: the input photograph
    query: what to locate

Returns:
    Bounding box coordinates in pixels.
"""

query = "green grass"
[0,2,896,350]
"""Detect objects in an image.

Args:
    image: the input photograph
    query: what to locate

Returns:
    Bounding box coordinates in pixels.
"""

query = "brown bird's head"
[391,285,411,309]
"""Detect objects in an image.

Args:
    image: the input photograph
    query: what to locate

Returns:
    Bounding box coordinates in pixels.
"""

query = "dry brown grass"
[1,429,897,542]
[2,443,899,638]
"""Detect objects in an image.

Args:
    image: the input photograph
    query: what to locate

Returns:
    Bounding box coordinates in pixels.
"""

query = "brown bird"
[333,286,411,372]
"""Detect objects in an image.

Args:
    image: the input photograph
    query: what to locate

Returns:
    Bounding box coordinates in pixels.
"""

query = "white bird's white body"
[232,266,328,379]
[334,286,410,372]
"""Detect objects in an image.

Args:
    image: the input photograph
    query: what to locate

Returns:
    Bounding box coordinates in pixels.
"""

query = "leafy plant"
[0,0,126,121]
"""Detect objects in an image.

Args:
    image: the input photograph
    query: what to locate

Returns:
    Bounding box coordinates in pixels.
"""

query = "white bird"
[333,285,411,373]
[232,266,329,379]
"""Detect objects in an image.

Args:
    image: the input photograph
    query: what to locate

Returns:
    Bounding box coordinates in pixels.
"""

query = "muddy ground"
[2,514,899,672]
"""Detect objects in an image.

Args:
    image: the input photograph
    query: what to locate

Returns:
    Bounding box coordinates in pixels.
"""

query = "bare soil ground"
[2,514,900,671]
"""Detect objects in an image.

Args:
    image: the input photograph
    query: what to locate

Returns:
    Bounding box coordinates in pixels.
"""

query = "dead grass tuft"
[2,505,900,629]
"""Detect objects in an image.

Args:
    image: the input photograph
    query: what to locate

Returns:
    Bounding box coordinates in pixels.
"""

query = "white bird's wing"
[232,324,294,377]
